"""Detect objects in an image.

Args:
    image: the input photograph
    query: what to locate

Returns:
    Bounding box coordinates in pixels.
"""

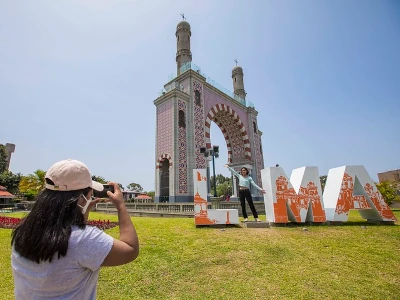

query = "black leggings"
[239,189,258,219]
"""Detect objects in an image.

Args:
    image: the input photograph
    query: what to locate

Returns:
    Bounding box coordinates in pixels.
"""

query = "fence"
[0,203,31,213]
[160,62,255,108]
[0,200,266,217]
[211,199,265,215]
[96,200,265,217]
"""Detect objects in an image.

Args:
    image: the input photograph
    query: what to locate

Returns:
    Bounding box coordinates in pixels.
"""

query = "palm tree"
[19,169,46,198]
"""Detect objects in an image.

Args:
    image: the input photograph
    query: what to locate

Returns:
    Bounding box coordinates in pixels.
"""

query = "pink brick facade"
[155,73,264,202]
[156,100,173,168]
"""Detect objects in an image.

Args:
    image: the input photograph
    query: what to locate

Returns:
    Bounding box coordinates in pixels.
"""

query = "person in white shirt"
[11,159,139,300]
[224,164,265,222]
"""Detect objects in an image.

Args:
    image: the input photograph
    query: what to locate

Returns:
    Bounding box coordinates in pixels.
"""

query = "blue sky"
[1,0,399,191]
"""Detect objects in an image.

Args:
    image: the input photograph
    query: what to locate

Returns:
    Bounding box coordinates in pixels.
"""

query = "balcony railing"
[159,62,255,108]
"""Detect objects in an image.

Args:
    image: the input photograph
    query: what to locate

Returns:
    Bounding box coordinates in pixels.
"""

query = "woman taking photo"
[224,164,265,222]
[11,159,139,299]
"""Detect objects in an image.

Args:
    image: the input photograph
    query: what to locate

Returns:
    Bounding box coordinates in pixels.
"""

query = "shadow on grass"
[282,221,397,227]
[195,224,242,229]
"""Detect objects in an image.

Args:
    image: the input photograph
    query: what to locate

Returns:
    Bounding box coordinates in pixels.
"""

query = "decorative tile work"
[193,80,206,169]
[204,104,251,162]
[178,100,188,193]
[156,100,173,167]
[203,88,251,162]
[214,111,246,162]
[203,87,249,135]
[252,115,264,188]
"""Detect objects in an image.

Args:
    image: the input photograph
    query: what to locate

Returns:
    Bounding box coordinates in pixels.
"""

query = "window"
[253,122,257,133]
[179,110,186,128]
[178,35,179,41]
[235,77,236,82]
[195,90,201,106]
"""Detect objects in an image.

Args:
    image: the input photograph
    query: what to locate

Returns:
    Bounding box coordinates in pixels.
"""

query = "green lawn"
[1,210,399,299]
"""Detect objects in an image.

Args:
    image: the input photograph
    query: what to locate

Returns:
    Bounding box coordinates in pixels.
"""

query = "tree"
[127,183,143,192]
[0,145,8,174]
[146,191,155,200]
[19,169,46,198]
[216,182,232,197]
[0,171,22,195]
[376,181,400,206]
[210,174,231,193]
[91,175,107,184]
[216,174,230,185]
[320,175,327,192]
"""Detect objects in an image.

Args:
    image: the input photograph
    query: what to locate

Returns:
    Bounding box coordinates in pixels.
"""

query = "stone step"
[242,221,270,228]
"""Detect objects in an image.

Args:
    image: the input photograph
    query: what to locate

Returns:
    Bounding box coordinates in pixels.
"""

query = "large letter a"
[323,166,397,222]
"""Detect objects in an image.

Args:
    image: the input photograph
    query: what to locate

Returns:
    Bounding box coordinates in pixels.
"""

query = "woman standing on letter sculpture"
[224,165,265,222]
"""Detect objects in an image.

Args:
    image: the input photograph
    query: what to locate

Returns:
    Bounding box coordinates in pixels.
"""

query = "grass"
[0,210,399,299]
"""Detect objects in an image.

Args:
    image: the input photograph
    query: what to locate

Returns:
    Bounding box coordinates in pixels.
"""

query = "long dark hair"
[241,167,249,175]
[11,185,91,263]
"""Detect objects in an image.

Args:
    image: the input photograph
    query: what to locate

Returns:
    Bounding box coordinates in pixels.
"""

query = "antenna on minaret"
[180,13,185,20]
[234,59,238,66]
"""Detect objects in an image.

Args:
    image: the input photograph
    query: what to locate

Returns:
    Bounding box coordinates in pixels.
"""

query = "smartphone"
[93,184,115,198]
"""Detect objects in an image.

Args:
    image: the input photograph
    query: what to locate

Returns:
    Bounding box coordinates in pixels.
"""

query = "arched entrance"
[159,158,170,203]
[153,19,264,202]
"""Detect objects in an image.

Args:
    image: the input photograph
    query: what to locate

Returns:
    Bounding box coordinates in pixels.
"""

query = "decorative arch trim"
[156,153,173,169]
[204,104,251,162]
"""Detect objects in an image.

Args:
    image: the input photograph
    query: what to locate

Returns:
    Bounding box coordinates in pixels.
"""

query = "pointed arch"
[156,153,173,169]
[204,104,251,162]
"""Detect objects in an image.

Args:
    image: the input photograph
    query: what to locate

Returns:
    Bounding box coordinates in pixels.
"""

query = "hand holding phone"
[104,182,125,209]
[93,184,115,198]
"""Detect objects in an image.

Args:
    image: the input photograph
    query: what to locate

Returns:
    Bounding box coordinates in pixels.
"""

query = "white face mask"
[78,194,93,214]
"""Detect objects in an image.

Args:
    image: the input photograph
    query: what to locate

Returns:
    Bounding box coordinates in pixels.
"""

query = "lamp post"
[200,146,219,197]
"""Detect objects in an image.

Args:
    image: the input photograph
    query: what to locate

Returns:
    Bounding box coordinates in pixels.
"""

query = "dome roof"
[177,20,191,30]
[232,65,243,73]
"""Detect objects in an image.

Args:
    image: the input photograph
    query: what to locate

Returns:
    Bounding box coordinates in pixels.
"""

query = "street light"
[200,145,219,197]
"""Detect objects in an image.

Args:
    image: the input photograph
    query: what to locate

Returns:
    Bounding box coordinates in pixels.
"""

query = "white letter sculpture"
[193,169,239,226]
[261,165,396,223]
[323,166,396,222]
[261,166,326,223]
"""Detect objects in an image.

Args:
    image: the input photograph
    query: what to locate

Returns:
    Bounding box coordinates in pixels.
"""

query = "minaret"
[232,63,246,100]
[4,143,15,170]
[176,19,192,75]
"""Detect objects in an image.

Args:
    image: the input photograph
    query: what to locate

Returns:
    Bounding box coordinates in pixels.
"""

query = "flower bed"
[0,216,21,229]
[87,219,119,230]
[0,216,119,230]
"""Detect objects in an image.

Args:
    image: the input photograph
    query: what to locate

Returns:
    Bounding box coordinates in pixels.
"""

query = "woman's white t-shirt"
[12,225,114,300]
